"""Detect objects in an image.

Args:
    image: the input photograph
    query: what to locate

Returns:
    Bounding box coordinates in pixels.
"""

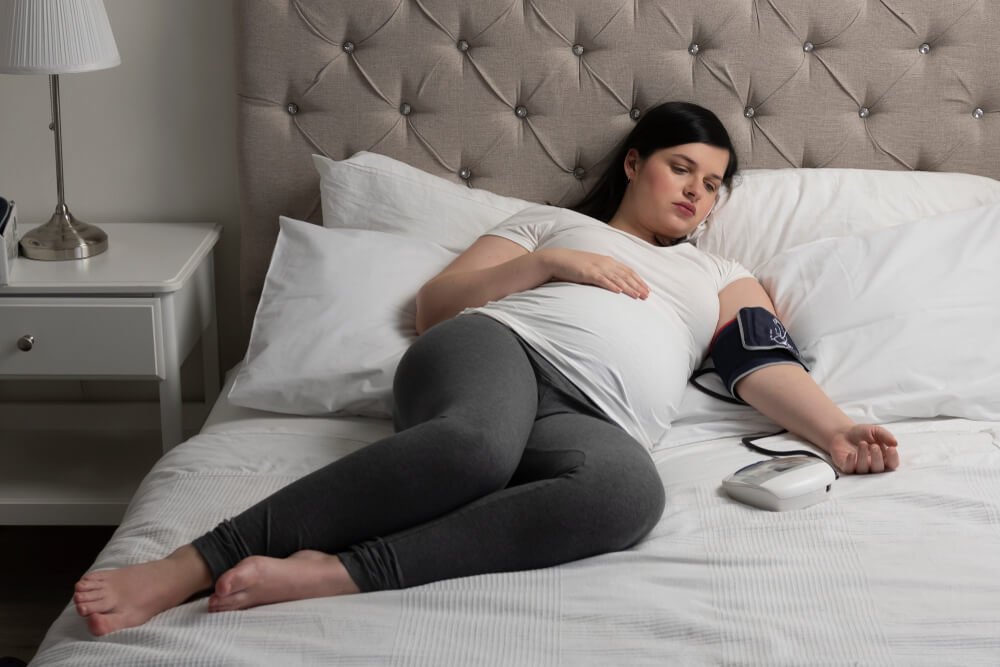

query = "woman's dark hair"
[571,102,738,222]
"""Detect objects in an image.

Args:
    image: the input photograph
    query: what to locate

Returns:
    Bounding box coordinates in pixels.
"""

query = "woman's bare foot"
[208,550,360,612]
[73,544,212,636]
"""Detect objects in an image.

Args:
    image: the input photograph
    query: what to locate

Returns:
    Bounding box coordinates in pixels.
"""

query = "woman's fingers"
[596,275,624,295]
[626,270,650,298]
[855,441,870,474]
[883,444,900,470]
[608,265,647,299]
[626,276,649,299]
[874,425,898,447]
[868,442,885,473]
[838,449,856,475]
[595,266,648,299]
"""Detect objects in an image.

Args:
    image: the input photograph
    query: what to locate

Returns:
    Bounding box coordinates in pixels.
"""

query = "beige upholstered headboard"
[235,0,999,322]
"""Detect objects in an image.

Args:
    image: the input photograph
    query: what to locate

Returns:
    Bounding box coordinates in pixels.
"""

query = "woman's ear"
[624,148,640,181]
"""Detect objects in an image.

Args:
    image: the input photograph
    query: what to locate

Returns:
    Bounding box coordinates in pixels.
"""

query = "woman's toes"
[75,576,104,592]
[215,567,244,597]
[77,595,114,616]
[216,557,262,597]
[87,612,121,637]
[208,591,249,613]
[74,590,104,604]
[215,572,237,597]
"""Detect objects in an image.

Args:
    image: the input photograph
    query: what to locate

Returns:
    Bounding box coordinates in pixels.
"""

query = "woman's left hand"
[828,424,900,474]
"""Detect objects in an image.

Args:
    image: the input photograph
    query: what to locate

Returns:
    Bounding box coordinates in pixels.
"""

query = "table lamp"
[0,0,120,260]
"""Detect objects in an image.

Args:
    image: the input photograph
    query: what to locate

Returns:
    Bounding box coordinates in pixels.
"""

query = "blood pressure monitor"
[722,456,836,511]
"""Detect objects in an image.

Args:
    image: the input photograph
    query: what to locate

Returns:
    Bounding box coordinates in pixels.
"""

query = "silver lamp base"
[19,205,108,260]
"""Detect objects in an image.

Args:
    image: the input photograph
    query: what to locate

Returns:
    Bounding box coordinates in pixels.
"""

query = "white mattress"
[31,370,1000,666]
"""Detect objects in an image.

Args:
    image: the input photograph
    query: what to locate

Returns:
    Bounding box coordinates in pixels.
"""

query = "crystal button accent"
[515,105,528,118]
[459,167,472,181]
[573,167,586,180]
[342,41,355,53]
[859,107,870,118]
[572,44,584,56]
[803,41,814,52]
[919,42,931,54]
[286,102,299,115]
[457,39,470,52]
[743,106,755,118]
[688,43,700,55]
[973,107,985,119]
[399,103,412,116]
[629,107,641,120]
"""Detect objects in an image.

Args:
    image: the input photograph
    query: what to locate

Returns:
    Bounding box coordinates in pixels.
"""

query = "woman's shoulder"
[687,244,756,285]
[490,204,609,234]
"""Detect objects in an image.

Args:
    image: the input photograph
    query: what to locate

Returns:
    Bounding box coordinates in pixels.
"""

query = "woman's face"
[614,142,730,246]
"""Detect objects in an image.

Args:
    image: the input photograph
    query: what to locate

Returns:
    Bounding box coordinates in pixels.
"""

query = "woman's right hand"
[537,248,650,299]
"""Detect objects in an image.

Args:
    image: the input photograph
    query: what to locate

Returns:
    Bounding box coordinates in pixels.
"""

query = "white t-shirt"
[467,204,753,449]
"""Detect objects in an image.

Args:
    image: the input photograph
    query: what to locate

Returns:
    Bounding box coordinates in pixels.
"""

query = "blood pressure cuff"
[710,306,808,400]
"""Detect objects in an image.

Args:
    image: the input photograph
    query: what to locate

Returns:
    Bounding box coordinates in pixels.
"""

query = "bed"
[30,1,1000,665]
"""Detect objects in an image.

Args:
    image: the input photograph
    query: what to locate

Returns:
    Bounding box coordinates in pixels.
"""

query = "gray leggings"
[193,313,665,591]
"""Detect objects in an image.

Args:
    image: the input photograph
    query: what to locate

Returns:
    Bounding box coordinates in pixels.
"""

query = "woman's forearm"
[734,364,855,453]
[415,250,554,334]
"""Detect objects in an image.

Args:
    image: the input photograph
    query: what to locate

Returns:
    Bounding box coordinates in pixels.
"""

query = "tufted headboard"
[235,0,999,321]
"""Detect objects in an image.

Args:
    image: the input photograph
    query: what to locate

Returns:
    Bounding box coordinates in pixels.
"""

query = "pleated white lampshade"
[0,0,120,74]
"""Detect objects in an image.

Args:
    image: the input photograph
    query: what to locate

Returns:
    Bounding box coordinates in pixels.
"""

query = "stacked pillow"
[228,218,455,417]
[694,167,1000,271]
[756,202,1000,423]
[230,151,1000,433]
[229,153,532,417]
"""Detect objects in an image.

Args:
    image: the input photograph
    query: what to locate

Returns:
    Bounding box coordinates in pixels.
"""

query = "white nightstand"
[0,222,221,524]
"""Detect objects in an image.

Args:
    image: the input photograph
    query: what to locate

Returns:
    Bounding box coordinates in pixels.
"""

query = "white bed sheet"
[31,369,1000,666]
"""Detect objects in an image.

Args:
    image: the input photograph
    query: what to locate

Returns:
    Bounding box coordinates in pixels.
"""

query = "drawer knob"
[17,335,35,352]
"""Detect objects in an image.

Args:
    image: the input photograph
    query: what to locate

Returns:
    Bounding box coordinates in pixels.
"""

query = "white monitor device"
[722,457,836,511]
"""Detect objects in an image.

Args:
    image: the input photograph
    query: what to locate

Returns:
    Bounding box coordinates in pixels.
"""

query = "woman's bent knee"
[584,444,665,550]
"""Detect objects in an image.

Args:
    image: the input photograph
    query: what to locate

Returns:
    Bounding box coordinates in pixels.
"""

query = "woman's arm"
[416,235,537,334]
[415,235,650,334]
[716,278,899,474]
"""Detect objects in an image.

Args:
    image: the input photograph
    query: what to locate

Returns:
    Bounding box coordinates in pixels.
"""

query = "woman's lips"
[673,201,696,216]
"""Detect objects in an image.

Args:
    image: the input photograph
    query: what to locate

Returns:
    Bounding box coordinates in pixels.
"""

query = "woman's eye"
[705,182,717,193]
[672,166,688,174]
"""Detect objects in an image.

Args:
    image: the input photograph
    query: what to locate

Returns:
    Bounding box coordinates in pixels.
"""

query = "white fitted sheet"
[31,370,1000,666]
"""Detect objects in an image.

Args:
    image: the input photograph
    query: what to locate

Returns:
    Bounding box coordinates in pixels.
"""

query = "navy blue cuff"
[710,307,808,398]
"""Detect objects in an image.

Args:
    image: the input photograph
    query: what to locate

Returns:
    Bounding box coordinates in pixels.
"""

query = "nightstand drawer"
[0,298,163,378]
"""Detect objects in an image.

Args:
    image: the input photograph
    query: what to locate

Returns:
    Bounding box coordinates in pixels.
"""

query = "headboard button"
[399,103,412,116]
[629,107,641,120]
[573,167,586,180]
[457,39,470,52]
[743,106,756,118]
[688,43,700,56]
[859,106,871,118]
[342,41,355,53]
[919,42,931,54]
[973,107,985,119]
[572,44,584,56]
[286,102,299,115]
[459,167,472,181]
[515,105,528,118]
[803,41,814,52]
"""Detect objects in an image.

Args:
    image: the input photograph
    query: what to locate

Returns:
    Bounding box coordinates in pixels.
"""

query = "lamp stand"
[19,74,108,260]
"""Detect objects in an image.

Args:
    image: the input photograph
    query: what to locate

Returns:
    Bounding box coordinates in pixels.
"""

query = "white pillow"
[696,169,1000,271]
[314,152,534,252]
[755,202,1000,423]
[228,217,457,417]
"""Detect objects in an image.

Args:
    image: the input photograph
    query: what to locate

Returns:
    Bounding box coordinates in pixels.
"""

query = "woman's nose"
[684,179,700,200]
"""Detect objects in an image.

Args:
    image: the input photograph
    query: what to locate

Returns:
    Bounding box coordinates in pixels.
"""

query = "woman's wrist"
[817,420,857,454]
[529,247,560,283]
